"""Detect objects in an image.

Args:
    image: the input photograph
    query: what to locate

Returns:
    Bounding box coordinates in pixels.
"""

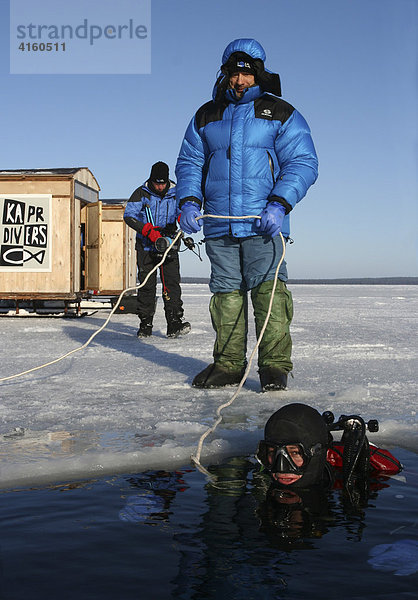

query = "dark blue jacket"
[175,39,318,239]
[124,181,178,252]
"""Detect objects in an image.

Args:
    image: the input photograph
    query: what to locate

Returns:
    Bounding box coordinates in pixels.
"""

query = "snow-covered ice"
[0,284,417,488]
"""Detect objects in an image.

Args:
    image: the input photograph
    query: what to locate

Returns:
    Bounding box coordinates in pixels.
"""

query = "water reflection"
[170,457,398,599]
[119,469,191,524]
[117,456,408,598]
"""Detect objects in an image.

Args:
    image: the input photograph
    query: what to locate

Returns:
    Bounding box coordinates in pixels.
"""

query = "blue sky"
[1,0,416,278]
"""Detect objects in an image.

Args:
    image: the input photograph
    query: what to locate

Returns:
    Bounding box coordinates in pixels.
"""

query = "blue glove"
[179,201,202,234]
[255,202,286,237]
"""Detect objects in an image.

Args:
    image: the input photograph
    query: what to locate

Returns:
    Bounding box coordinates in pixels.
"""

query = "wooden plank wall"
[0,178,74,294]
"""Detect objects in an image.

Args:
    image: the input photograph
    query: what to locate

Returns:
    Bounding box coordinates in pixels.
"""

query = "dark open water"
[1,448,417,600]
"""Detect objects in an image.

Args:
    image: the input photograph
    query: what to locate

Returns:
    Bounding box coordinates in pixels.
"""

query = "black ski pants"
[136,243,183,323]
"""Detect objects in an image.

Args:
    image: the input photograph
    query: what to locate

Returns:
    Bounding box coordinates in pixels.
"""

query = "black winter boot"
[192,363,245,388]
[166,318,191,338]
[137,318,153,338]
[259,367,288,392]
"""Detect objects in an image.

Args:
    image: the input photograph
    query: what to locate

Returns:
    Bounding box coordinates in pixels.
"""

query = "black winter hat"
[222,51,256,76]
[264,403,329,488]
[150,161,169,183]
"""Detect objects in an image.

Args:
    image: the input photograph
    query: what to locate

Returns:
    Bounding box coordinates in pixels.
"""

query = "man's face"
[267,444,304,486]
[228,71,255,98]
[152,181,167,194]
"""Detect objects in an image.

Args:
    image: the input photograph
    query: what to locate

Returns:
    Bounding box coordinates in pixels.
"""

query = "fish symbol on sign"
[2,247,46,266]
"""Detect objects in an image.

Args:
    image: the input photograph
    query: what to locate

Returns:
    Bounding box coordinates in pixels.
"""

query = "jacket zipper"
[267,151,275,185]
[229,108,235,233]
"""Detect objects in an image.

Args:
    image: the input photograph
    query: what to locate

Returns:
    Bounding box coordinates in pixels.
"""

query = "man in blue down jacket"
[124,161,190,338]
[176,39,318,390]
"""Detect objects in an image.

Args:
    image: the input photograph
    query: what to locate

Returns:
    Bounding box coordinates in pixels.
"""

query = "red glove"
[142,222,162,243]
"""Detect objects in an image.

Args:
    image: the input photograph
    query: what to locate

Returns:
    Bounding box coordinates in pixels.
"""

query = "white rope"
[198,214,261,220]
[0,231,183,383]
[1,212,286,487]
[190,214,286,479]
[0,215,263,384]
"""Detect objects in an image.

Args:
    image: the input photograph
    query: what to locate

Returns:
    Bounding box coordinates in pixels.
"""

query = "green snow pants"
[251,279,293,372]
[210,290,248,371]
[209,281,293,372]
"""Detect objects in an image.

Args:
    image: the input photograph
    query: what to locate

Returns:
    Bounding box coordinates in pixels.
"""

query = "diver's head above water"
[256,403,330,488]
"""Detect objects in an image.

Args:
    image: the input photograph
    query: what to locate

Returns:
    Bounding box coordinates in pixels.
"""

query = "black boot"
[167,319,191,338]
[192,363,245,388]
[166,310,191,338]
[137,317,153,338]
[259,367,288,391]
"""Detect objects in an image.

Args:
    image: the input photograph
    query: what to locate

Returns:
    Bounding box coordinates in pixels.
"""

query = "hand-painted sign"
[0,194,52,271]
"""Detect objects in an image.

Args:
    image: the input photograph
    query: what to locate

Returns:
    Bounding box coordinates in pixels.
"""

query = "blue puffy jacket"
[175,39,318,239]
[123,181,179,252]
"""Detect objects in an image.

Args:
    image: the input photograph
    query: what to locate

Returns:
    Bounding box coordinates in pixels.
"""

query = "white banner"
[0,194,52,272]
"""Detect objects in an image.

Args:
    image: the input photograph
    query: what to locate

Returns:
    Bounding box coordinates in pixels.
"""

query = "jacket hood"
[221,38,266,63]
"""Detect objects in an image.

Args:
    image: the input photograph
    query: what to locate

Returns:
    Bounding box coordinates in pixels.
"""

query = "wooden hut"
[0,168,136,307]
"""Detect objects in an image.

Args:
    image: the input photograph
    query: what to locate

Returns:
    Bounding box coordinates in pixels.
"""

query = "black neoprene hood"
[264,403,329,488]
[265,403,328,447]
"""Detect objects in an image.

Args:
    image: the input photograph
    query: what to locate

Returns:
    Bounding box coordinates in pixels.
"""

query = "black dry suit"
[262,403,332,489]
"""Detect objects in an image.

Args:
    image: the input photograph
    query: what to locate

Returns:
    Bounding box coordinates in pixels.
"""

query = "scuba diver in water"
[255,403,402,541]
[257,402,402,490]
[257,402,332,489]
[166,405,403,597]
[255,403,334,542]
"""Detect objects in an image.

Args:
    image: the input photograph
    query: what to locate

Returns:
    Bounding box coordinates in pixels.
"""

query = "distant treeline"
[182,277,418,285]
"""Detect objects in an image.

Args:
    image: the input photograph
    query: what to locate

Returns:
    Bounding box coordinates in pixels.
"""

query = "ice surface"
[0,284,417,488]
